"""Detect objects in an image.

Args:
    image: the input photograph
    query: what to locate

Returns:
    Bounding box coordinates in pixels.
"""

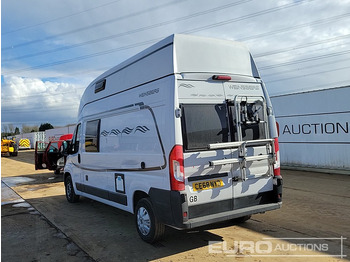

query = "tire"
[135,198,165,243]
[54,168,61,175]
[11,145,18,156]
[9,151,18,157]
[65,175,80,203]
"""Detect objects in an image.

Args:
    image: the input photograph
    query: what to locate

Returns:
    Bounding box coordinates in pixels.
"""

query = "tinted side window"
[181,104,229,151]
[95,79,106,93]
[85,120,100,152]
[71,124,81,154]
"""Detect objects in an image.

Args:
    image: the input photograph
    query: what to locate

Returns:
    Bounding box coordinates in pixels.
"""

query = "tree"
[14,127,20,135]
[2,125,9,134]
[8,124,15,134]
[22,125,38,133]
[39,123,54,131]
[1,124,17,137]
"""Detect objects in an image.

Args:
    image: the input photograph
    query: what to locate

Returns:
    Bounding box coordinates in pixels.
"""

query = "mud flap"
[273,176,283,202]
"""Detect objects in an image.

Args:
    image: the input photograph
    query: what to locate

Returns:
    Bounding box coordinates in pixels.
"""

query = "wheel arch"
[63,172,71,185]
[133,190,149,213]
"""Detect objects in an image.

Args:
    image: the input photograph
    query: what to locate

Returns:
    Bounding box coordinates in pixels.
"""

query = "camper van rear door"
[181,103,234,216]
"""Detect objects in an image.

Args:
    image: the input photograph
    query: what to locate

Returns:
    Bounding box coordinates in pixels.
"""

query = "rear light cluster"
[273,137,281,177]
[169,145,185,191]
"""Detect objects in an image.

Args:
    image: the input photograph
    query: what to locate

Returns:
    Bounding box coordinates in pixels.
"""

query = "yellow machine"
[1,139,18,156]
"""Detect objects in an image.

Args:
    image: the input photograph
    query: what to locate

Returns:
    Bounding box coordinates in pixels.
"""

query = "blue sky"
[2,0,350,130]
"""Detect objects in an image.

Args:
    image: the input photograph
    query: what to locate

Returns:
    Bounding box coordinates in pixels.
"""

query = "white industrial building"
[15,124,76,148]
[44,124,76,141]
[270,85,350,172]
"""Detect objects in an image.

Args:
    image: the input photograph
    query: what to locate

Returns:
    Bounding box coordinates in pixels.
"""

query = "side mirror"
[60,141,71,156]
[67,140,79,154]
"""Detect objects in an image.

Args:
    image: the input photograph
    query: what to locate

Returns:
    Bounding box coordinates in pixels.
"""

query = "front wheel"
[65,175,80,203]
[135,198,165,243]
[10,151,18,157]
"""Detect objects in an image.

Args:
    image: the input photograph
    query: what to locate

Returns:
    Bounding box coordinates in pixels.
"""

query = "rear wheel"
[65,175,80,203]
[135,198,165,243]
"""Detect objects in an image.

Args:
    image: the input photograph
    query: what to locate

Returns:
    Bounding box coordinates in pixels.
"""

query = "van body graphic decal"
[122,127,133,135]
[100,130,109,136]
[179,83,195,89]
[135,126,150,133]
[101,126,150,136]
[110,129,121,135]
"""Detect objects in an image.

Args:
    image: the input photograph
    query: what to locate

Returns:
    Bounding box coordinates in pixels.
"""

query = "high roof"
[79,34,259,114]
[96,34,259,81]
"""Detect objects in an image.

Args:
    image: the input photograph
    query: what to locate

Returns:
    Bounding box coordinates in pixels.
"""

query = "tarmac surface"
[1,150,349,261]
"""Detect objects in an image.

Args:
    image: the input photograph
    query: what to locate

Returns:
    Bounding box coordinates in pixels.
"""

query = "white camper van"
[64,34,283,243]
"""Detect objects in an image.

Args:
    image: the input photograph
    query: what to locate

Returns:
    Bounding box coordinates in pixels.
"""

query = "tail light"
[212,75,231,81]
[169,145,185,191]
[273,137,281,176]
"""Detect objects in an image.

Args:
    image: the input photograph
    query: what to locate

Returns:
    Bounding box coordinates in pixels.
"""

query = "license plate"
[192,179,224,191]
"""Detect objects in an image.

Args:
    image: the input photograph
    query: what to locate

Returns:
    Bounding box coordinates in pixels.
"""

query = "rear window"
[181,101,268,152]
[181,104,229,151]
[241,123,266,141]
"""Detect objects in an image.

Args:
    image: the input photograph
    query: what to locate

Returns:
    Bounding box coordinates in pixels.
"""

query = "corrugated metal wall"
[15,132,45,149]
[271,86,350,171]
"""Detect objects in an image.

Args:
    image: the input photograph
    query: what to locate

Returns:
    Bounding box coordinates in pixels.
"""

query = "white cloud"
[1,76,84,126]
[2,0,350,126]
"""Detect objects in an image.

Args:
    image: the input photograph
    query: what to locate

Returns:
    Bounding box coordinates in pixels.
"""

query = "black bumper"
[149,176,283,229]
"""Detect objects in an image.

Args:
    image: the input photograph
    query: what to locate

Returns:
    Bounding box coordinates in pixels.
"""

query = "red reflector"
[274,167,281,176]
[212,75,231,81]
[274,137,279,152]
